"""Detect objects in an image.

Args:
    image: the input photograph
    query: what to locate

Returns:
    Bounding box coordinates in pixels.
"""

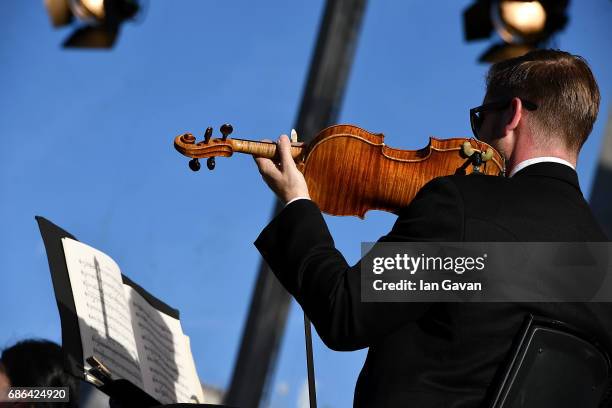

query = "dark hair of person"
[486,49,600,152]
[1,339,79,407]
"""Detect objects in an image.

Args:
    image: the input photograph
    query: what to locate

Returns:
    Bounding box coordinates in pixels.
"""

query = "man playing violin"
[254,49,610,407]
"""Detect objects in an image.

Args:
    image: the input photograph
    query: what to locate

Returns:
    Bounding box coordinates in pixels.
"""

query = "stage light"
[43,0,140,49]
[494,1,547,42]
[463,0,570,63]
[44,0,73,27]
[70,0,107,22]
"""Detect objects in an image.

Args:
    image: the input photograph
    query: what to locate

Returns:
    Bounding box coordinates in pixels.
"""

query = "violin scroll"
[174,124,305,171]
[175,124,237,171]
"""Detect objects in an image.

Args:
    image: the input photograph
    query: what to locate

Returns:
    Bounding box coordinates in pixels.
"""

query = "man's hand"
[254,130,310,204]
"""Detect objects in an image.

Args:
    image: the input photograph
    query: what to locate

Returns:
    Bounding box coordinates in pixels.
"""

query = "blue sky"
[0,1,610,407]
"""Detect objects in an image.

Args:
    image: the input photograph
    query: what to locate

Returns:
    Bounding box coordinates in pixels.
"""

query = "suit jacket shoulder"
[440,162,607,241]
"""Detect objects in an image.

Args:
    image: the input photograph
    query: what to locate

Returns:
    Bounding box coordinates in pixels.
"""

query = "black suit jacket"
[255,162,611,407]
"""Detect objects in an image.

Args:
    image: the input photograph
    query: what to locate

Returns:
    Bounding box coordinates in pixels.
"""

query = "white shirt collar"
[509,157,575,178]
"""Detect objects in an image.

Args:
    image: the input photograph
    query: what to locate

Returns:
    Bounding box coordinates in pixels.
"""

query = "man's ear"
[504,97,523,133]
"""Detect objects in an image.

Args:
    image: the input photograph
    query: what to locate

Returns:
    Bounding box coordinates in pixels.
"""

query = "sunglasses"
[470,98,537,140]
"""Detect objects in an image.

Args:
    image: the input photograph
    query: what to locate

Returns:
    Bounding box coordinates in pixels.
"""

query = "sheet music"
[61,238,143,388]
[125,286,205,404]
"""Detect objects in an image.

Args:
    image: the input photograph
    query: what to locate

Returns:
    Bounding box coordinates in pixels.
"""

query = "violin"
[173,124,505,218]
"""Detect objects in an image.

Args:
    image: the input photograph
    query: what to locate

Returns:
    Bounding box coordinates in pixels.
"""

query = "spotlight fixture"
[463,0,570,63]
[44,0,140,49]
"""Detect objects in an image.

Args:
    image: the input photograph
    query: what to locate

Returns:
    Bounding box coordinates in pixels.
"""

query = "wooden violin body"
[173,124,505,218]
[300,125,504,217]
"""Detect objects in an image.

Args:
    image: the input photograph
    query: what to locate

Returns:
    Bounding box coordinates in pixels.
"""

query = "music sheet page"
[61,238,143,388]
[125,286,205,404]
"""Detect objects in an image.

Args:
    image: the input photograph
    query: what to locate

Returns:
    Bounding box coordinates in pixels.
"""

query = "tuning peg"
[207,157,216,170]
[204,127,213,144]
[189,158,201,171]
[220,123,233,140]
